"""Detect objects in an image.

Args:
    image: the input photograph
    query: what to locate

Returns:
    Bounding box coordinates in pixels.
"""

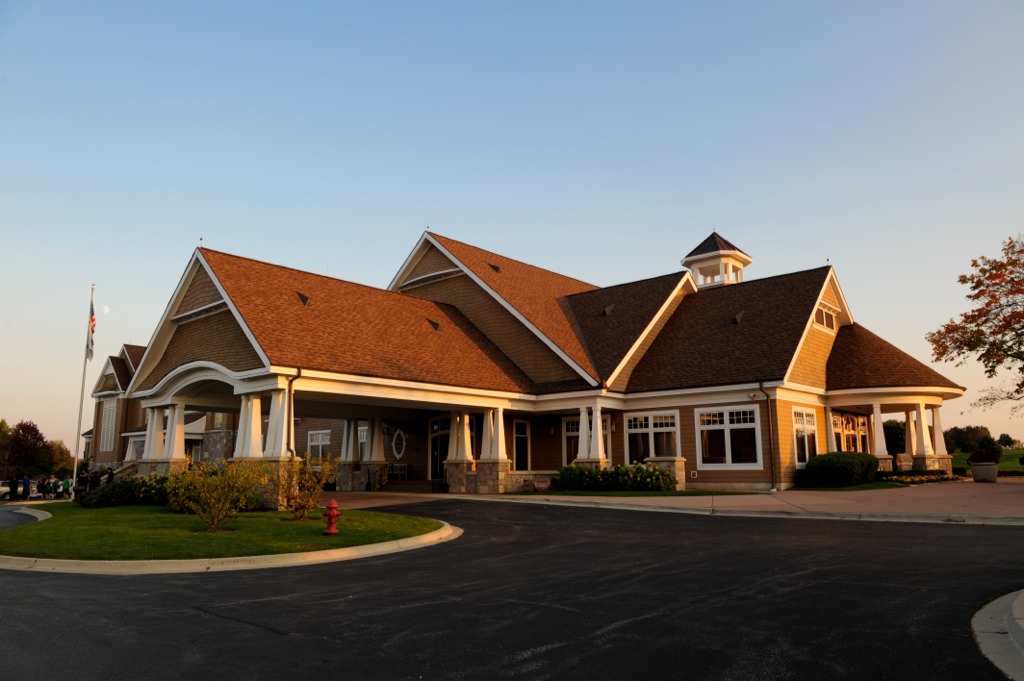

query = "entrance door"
[429,416,451,480]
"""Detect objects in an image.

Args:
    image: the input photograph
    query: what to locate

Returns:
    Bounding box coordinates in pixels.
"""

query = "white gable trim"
[387,233,437,291]
[605,272,698,388]
[422,234,599,387]
[126,251,271,397]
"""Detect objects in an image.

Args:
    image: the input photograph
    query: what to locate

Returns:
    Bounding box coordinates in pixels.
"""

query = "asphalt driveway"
[2,500,1021,680]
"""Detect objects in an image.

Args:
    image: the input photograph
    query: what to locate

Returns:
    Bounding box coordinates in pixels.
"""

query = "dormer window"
[814,305,837,331]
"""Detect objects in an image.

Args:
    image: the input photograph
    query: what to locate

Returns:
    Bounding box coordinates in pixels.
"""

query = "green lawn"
[950,449,1024,471]
[0,504,442,561]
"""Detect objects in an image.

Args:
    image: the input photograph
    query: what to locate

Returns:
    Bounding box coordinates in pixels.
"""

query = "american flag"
[86,295,96,361]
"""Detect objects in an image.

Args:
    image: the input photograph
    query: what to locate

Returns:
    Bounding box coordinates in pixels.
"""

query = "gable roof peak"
[684,231,748,260]
[681,232,753,288]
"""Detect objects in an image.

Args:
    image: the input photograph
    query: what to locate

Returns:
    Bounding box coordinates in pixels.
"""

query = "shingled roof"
[684,232,748,259]
[566,272,686,381]
[627,267,832,392]
[826,323,962,391]
[429,233,600,381]
[199,249,534,393]
[123,344,146,371]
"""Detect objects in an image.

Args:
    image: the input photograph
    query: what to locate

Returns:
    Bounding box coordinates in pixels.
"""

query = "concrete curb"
[15,508,52,521]
[0,522,462,575]
[973,590,1024,680]
[447,494,1024,526]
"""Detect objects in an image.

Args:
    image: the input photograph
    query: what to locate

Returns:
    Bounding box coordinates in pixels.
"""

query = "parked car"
[0,481,9,501]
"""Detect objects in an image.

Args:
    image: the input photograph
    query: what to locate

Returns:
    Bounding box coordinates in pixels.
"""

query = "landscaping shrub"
[550,463,676,492]
[952,466,968,477]
[877,470,959,484]
[166,460,269,531]
[795,452,879,488]
[266,456,338,520]
[74,474,170,508]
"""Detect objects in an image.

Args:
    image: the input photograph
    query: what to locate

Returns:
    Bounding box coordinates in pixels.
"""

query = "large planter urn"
[970,462,999,483]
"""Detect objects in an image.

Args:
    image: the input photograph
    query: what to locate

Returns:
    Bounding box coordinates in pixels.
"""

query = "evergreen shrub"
[74,474,170,508]
[550,463,676,492]
[795,452,879,488]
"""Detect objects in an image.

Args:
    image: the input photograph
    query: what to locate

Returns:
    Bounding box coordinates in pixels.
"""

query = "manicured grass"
[950,449,1024,471]
[0,504,442,561]
[517,489,756,497]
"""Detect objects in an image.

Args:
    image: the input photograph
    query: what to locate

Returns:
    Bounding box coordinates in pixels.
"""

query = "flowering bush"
[550,463,676,492]
[166,460,269,531]
[266,455,337,520]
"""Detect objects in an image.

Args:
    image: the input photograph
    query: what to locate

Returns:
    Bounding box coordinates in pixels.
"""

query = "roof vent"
[427,318,440,331]
[734,311,744,325]
[296,292,310,307]
[488,263,501,274]
[602,305,615,316]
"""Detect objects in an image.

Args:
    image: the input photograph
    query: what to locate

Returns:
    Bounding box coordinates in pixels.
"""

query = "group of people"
[4,468,115,502]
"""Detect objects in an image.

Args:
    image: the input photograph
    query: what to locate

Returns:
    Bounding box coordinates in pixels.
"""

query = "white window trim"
[308,429,331,457]
[562,415,612,466]
[623,409,681,465]
[694,404,763,470]
[100,399,116,452]
[513,419,531,471]
[792,407,819,468]
[814,304,839,334]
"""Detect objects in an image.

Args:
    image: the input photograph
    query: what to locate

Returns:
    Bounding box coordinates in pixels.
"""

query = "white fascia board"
[781,267,838,385]
[283,367,530,404]
[825,386,965,405]
[424,234,599,387]
[826,269,854,326]
[387,232,433,291]
[131,362,274,404]
[605,272,697,388]
[775,386,827,407]
[779,382,827,397]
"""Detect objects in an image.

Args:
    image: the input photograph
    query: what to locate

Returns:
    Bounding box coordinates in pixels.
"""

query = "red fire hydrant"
[323,499,341,536]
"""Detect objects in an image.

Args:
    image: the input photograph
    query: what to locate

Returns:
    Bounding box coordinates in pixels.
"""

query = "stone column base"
[913,454,953,474]
[875,454,894,472]
[336,463,357,492]
[571,458,609,470]
[444,460,477,494]
[646,456,687,491]
[476,459,511,494]
[136,459,189,476]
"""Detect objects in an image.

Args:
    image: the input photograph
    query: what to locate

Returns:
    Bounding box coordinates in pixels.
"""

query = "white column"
[163,403,187,460]
[493,407,507,461]
[481,409,494,460]
[591,404,605,460]
[237,394,263,458]
[904,411,914,455]
[363,417,386,463]
[577,407,591,460]
[141,408,160,459]
[456,411,473,461]
[914,403,934,456]
[340,419,356,463]
[931,407,947,456]
[823,407,834,452]
[233,396,250,457]
[263,390,288,458]
[872,403,888,455]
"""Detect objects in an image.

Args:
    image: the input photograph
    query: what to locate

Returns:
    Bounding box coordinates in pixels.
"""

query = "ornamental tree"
[927,236,1024,411]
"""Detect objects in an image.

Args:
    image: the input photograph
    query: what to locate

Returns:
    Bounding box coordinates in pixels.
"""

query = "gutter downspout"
[759,381,778,492]
[286,368,302,457]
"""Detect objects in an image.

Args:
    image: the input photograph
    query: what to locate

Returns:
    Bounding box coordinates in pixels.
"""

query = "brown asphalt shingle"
[123,344,146,372]
[200,249,534,393]
[685,232,749,259]
[429,233,600,380]
[628,267,832,392]
[566,272,686,381]
[826,323,962,391]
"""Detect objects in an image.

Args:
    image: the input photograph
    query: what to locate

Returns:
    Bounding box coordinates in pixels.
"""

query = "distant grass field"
[950,449,1024,471]
[0,504,442,561]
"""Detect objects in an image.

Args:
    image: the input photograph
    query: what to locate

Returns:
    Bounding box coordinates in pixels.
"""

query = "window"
[357,424,368,459]
[793,408,818,467]
[100,399,116,452]
[625,411,679,464]
[513,420,530,471]
[562,415,611,465]
[695,406,761,469]
[831,413,869,453]
[814,305,837,331]
[308,430,331,458]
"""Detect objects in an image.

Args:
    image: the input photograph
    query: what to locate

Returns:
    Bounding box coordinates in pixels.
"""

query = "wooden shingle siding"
[608,293,684,391]
[788,326,837,388]
[407,276,579,384]
[676,401,774,486]
[821,283,839,308]
[775,399,826,485]
[528,415,565,470]
[96,373,119,393]
[407,245,456,281]
[138,310,264,391]
[175,266,223,316]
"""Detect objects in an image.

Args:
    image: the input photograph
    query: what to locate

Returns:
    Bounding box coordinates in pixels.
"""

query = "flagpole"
[71,285,95,498]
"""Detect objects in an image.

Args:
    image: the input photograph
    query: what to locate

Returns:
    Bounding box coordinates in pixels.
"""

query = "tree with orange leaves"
[927,236,1024,411]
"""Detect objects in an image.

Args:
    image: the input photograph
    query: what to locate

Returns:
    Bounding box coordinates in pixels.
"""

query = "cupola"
[681,232,752,288]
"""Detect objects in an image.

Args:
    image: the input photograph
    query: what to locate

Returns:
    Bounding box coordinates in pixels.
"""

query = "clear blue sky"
[1,1,1022,449]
